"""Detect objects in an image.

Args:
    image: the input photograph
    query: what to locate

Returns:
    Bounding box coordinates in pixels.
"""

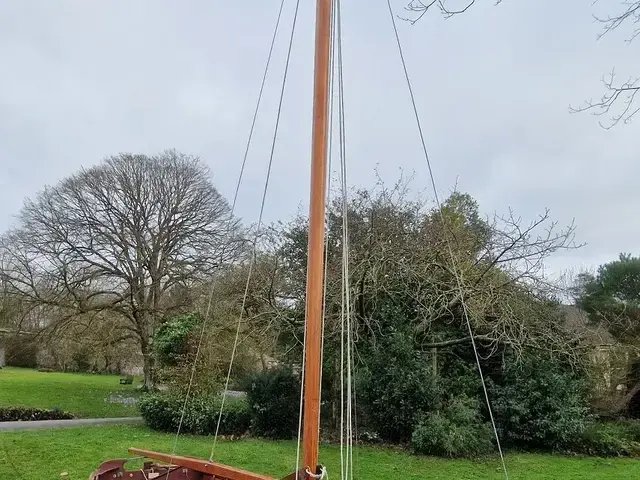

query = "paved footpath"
[0,417,143,431]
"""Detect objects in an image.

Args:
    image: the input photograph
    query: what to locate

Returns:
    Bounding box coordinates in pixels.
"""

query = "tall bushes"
[489,356,591,450]
[242,366,301,439]
[357,331,441,442]
[355,336,600,457]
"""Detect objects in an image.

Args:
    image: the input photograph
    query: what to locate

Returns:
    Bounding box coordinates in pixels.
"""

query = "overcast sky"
[0,0,637,280]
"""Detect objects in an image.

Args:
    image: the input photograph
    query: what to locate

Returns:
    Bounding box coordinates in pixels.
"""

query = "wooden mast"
[302,0,333,473]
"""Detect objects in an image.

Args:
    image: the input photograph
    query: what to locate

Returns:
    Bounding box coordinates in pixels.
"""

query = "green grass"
[0,367,141,418]
[0,368,637,478]
[0,425,638,479]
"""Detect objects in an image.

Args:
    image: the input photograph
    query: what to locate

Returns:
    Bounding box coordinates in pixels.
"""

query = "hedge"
[139,392,250,436]
[0,406,75,422]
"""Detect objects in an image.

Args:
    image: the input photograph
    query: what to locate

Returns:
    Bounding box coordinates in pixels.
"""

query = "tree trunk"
[140,337,155,391]
[332,355,340,431]
[260,352,267,371]
[142,353,155,390]
[432,347,439,379]
[614,380,640,413]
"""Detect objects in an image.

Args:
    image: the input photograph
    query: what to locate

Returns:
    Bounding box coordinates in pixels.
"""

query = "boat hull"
[87,449,313,480]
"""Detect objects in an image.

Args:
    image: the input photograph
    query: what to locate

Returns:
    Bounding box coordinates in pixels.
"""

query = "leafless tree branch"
[402,0,503,24]
[594,0,640,41]
[570,69,640,129]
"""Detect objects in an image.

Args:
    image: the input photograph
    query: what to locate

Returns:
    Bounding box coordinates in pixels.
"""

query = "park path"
[0,417,143,431]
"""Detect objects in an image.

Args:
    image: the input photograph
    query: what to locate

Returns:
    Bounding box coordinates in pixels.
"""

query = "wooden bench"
[119,374,133,385]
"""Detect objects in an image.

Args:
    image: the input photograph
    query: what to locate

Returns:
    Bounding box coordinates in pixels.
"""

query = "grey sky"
[0,0,637,281]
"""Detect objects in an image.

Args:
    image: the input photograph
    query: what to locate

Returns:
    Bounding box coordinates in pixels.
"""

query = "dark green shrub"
[139,392,250,436]
[242,366,301,439]
[357,331,442,442]
[620,419,640,442]
[411,395,494,458]
[489,356,591,450]
[577,422,640,457]
[139,392,182,432]
[0,406,74,421]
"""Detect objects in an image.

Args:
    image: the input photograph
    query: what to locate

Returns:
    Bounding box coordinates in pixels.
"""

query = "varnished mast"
[302,0,333,473]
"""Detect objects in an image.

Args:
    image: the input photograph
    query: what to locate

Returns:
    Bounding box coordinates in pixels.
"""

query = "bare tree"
[403,0,640,128]
[401,0,503,24]
[570,1,640,128]
[0,150,243,388]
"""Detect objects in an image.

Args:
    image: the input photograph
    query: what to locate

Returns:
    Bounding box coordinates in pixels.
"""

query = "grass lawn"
[0,367,141,418]
[0,424,637,479]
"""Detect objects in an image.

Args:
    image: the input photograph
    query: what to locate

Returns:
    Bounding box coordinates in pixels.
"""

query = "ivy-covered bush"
[411,395,494,458]
[0,406,74,421]
[139,392,250,436]
[242,366,301,439]
[154,313,203,367]
[153,313,220,395]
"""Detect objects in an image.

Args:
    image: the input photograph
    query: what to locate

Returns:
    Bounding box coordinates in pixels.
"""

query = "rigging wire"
[210,0,302,462]
[334,0,346,474]
[167,0,289,468]
[383,1,509,478]
[333,1,356,478]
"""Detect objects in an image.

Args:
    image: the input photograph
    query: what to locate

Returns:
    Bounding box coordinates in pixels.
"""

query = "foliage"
[0,168,601,459]
[241,366,301,439]
[139,392,250,436]
[411,395,494,458]
[357,331,441,442]
[489,354,592,450]
[154,313,203,367]
[577,421,640,457]
[153,305,261,396]
[574,253,640,415]
[275,181,577,358]
[271,180,578,438]
[575,253,640,340]
[619,418,640,442]
[0,406,74,421]
[154,353,222,397]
